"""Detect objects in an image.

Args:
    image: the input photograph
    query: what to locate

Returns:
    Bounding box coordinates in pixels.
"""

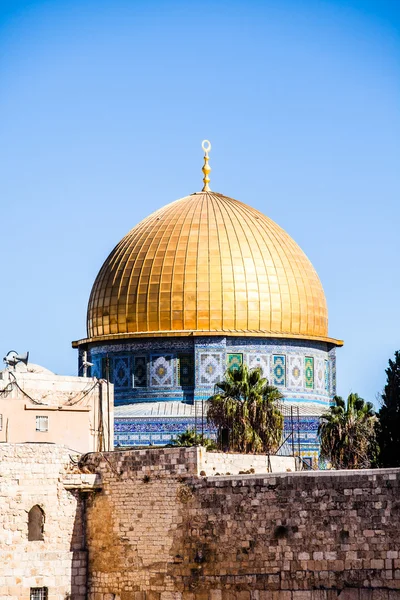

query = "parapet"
[79,446,298,480]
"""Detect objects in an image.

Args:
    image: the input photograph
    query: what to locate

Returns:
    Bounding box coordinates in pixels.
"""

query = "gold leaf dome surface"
[84,191,340,345]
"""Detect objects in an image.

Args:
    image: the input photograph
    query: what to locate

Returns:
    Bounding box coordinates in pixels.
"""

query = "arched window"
[28,505,45,541]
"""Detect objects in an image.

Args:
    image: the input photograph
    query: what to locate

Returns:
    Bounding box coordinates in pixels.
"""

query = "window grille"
[133,356,147,388]
[101,356,113,382]
[36,416,48,432]
[177,354,194,386]
[30,588,48,600]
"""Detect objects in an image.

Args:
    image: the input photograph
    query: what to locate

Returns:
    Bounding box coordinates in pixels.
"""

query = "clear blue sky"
[1,0,399,405]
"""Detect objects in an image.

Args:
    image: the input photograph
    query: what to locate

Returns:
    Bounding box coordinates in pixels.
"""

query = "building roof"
[114,401,328,419]
[74,190,342,347]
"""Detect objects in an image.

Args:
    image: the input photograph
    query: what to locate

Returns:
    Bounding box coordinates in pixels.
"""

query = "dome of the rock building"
[85,191,334,344]
[74,140,343,456]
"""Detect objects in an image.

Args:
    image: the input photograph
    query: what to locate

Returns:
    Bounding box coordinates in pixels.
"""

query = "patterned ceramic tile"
[113,357,130,388]
[288,355,303,388]
[89,356,101,379]
[315,357,325,393]
[227,353,243,373]
[324,360,330,393]
[247,354,269,379]
[200,353,223,384]
[273,355,286,386]
[88,337,337,414]
[305,357,314,389]
[330,350,337,395]
[150,355,173,387]
[113,414,322,453]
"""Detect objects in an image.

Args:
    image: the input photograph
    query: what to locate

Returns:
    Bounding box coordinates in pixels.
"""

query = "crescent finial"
[202,140,212,192]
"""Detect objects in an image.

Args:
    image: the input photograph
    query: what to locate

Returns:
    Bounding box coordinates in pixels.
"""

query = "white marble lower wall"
[197,448,296,475]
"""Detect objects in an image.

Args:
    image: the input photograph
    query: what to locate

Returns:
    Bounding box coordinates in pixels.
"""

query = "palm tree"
[170,429,216,450]
[207,364,284,454]
[318,393,378,469]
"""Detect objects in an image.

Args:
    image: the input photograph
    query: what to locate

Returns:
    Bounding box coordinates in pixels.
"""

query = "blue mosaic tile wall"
[83,336,337,407]
[114,414,321,463]
[114,417,216,447]
[78,336,337,462]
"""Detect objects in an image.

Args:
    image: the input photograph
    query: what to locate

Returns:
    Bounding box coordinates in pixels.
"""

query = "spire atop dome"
[201,140,212,191]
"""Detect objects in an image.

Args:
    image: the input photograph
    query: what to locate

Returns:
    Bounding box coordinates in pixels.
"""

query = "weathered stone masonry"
[82,448,400,600]
[0,444,99,600]
[2,445,400,600]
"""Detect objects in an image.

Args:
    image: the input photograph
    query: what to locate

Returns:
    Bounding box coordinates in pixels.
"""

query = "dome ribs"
[213,193,244,331]
[84,190,335,345]
[169,196,196,332]
[144,202,181,333]
[123,201,181,334]
[182,196,201,331]
[208,194,223,330]
[232,199,286,334]
[227,199,274,333]
[118,209,164,333]
[195,193,209,331]
[218,194,262,332]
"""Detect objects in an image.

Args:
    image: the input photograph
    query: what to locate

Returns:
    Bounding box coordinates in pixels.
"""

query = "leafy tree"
[318,393,377,469]
[170,429,217,450]
[378,351,400,467]
[207,364,284,454]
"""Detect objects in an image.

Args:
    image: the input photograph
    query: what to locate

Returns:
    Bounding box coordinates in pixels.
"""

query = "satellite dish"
[3,351,29,368]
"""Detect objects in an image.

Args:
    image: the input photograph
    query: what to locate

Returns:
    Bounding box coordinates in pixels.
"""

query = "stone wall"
[83,448,400,600]
[0,443,87,600]
[3,445,400,600]
[197,448,297,475]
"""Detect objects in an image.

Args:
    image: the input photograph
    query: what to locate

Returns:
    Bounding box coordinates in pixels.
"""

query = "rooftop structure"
[0,360,113,453]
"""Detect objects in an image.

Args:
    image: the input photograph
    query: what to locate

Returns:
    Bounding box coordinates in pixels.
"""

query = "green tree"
[378,351,400,467]
[170,429,217,450]
[318,393,377,469]
[207,364,284,454]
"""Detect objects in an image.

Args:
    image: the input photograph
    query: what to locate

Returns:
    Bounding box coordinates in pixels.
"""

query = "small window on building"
[30,588,48,600]
[36,416,48,432]
[0,414,2,431]
[133,356,147,388]
[28,505,45,541]
[101,356,113,382]
[177,354,194,386]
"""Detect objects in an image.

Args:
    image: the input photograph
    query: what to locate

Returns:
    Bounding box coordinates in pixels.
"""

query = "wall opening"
[30,588,48,600]
[36,415,48,432]
[28,505,45,541]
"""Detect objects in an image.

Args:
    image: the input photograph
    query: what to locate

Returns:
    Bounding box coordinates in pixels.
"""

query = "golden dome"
[78,191,341,346]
